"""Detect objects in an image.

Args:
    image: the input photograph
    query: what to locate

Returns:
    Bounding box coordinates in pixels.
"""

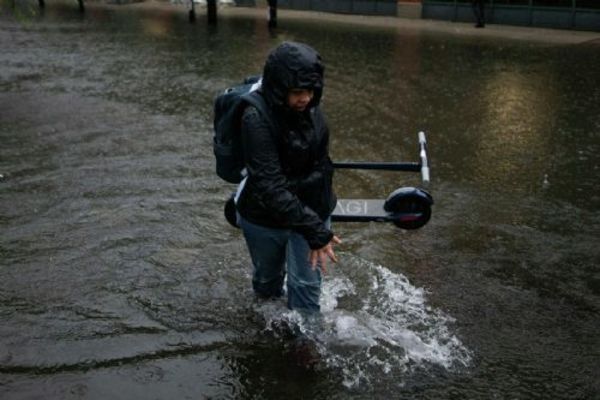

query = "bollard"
[78,0,84,12]
[189,0,196,22]
[38,0,45,9]
[207,0,217,24]
[268,0,277,28]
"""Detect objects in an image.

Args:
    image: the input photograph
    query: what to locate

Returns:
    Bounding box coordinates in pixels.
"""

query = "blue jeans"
[240,217,330,313]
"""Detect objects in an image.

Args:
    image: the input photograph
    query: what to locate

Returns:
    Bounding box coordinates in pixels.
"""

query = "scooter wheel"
[224,194,240,228]
[384,187,433,230]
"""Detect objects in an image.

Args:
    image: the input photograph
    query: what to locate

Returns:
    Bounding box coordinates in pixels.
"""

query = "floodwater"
[1,1,599,398]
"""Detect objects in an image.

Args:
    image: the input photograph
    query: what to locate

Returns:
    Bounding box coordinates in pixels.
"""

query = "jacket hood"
[261,42,324,110]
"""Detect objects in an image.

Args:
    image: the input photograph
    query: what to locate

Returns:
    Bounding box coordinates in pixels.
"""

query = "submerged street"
[1,1,599,398]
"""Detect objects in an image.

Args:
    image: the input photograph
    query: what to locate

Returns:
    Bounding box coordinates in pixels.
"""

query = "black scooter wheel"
[224,194,240,228]
[384,187,433,230]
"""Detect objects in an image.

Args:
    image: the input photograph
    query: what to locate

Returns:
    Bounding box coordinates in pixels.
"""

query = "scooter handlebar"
[333,132,430,184]
[418,131,430,184]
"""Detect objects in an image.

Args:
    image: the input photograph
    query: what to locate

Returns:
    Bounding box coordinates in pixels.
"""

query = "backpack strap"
[233,92,277,204]
[240,91,278,135]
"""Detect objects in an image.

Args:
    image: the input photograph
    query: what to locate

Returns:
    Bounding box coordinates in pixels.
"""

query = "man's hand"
[309,235,342,274]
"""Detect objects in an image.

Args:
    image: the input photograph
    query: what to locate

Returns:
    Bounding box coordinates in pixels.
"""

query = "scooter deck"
[331,199,425,224]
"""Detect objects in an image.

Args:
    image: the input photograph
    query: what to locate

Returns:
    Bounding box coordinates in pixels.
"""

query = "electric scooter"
[224,132,433,230]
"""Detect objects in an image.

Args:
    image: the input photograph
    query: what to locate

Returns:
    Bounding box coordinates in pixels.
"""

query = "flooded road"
[1,1,599,398]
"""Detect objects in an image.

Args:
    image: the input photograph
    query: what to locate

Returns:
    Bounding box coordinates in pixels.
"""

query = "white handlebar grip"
[418,131,426,144]
[421,166,430,184]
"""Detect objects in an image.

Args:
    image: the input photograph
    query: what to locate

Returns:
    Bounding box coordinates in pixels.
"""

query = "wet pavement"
[1,1,599,398]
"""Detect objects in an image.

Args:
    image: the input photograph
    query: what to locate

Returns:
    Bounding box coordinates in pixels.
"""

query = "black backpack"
[213,76,273,184]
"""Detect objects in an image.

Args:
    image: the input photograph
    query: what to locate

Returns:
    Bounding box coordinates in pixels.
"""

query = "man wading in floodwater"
[236,42,341,314]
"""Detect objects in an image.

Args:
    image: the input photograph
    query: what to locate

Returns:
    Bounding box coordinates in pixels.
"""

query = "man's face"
[287,88,314,112]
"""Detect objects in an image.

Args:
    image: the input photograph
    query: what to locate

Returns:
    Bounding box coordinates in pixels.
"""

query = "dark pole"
[78,0,85,13]
[207,0,217,24]
[332,162,421,172]
[38,0,45,9]
[268,0,277,28]
[189,0,196,22]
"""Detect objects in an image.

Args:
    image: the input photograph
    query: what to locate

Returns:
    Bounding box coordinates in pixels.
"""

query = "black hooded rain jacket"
[236,42,336,250]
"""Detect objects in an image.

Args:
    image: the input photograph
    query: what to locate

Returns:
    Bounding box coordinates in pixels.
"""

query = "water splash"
[254,255,472,388]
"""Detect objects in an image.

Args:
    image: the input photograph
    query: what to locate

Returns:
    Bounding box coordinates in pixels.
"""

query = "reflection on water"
[1,1,599,399]
[476,69,554,190]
